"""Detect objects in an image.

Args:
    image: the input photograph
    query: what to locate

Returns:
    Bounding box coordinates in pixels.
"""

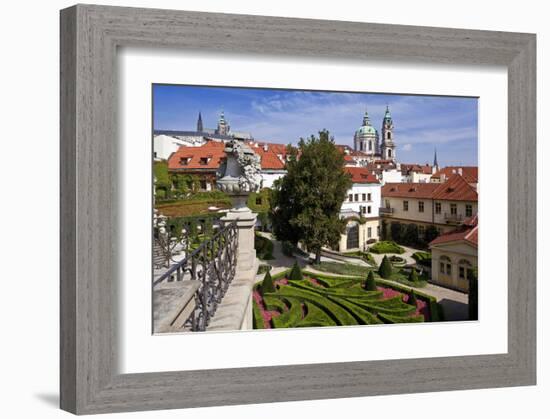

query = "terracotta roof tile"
[382,174,477,202]
[167,142,226,170]
[344,167,380,184]
[432,166,478,183]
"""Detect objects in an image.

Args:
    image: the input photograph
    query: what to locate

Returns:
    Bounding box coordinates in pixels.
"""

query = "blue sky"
[153,84,478,166]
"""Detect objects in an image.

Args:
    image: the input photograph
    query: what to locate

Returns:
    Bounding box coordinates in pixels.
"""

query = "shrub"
[255,233,274,260]
[408,268,419,282]
[424,225,440,244]
[257,264,272,275]
[390,222,403,242]
[364,271,377,291]
[378,255,393,279]
[408,291,418,306]
[369,241,405,254]
[252,301,265,329]
[402,223,420,246]
[289,262,304,281]
[281,240,295,257]
[412,251,432,267]
[261,271,276,294]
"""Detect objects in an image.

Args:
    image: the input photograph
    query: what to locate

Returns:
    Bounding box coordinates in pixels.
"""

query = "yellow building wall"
[430,242,477,293]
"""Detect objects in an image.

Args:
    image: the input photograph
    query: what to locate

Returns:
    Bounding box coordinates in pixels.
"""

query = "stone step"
[153,280,200,334]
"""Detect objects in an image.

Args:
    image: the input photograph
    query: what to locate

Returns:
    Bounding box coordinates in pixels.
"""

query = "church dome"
[356,125,376,135]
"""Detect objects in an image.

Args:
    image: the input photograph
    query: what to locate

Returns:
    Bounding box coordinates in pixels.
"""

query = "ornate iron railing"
[153,221,238,331]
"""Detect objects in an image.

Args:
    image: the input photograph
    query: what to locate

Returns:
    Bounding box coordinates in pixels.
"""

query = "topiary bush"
[364,271,377,291]
[378,255,393,279]
[261,271,276,294]
[408,267,419,282]
[369,241,405,254]
[289,261,304,281]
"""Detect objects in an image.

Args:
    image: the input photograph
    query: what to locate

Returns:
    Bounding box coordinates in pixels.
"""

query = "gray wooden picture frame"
[60,4,536,415]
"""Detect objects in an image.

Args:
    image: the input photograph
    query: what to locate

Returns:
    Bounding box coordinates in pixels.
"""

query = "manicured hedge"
[297,302,337,327]
[369,241,405,254]
[412,251,432,267]
[271,297,303,328]
[252,300,265,329]
[263,295,287,313]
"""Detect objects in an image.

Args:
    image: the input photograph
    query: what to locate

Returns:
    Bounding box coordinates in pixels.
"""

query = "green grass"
[343,251,378,267]
[369,241,405,254]
[312,261,371,277]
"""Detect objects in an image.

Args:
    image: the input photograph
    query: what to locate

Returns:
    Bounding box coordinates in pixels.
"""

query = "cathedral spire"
[362,108,372,126]
[433,147,439,167]
[197,111,203,132]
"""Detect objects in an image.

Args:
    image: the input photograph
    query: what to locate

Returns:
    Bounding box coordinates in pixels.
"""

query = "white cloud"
[403,143,413,151]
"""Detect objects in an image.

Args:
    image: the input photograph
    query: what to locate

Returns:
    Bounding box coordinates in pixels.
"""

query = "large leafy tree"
[270,130,352,264]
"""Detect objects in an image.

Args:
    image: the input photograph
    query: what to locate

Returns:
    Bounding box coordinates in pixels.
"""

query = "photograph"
[152,85,479,333]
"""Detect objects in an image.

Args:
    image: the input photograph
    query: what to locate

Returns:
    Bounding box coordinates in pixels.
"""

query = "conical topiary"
[364,271,377,291]
[378,255,393,279]
[408,268,419,282]
[289,261,304,281]
[408,291,418,307]
[261,271,275,294]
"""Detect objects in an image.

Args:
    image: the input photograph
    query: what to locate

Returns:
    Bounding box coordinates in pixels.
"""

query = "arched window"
[368,141,372,151]
[388,149,392,158]
[458,259,473,280]
[387,132,392,140]
[439,255,452,275]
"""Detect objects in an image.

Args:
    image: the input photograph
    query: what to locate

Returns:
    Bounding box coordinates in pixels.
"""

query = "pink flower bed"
[378,286,430,321]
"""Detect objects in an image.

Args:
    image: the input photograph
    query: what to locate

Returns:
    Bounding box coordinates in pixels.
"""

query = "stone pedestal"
[207,208,258,331]
[221,208,257,272]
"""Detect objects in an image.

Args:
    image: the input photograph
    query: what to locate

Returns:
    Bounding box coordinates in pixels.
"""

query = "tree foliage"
[269,130,352,263]
[289,261,304,281]
[378,255,393,279]
[364,271,377,291]
[261,271,276,294]
[424,224,440,245]
[402,223,419,246]
[390,222,403,243]
[408,267,419,282]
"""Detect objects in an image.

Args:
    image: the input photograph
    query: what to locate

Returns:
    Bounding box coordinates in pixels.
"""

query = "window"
[387,132,392,140]
[153,151,157,158]
[388,149,392,157]
[418,201,425,212]
[367,193,372,201]
[440,262,445,274]
[368,141,372,151]
[367,206,372,214]
[200,180,207,190]
[441,255,452,276]
[446,264,452,275]
[361,206,366,214]
[459,266,466,279]
[385,199,390,208]
[403,200,409,211]
[180,157,190,166]
[466,204,473,217]
[199,157,209,165]
[435,202,441,214]
[362,193,366,201]
[349,194,353,202]
[367,227,372,238]
[354,193,359,201]
[450,203,457,215]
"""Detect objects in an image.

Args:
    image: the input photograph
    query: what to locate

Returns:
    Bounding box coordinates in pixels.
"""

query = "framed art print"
[60,4,536,414]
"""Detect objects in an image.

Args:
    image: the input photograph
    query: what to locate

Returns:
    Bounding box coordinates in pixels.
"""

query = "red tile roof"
[432,166,478,183]
[382,174,477,202]
[168,141,226,170]
[344,167,380,184]
[248,143,287,170]
[429,216,478,247]
[401,163,433,175]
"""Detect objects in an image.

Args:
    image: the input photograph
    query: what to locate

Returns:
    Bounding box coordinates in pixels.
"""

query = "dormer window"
[179,157,190,166]
[199,157,209,165]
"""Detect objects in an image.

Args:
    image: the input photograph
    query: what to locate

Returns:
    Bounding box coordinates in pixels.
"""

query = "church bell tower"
[381,105,396,161]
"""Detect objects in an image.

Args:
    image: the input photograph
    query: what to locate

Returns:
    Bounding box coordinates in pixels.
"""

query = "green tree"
[289,261,304,281]
[270,130,352,264]
[261,271,275,294]
[408,291,418,306]
[364,271,377,291]
[424,225,440,245]
[390,222,403,243]
[408,267,419,282]
[378,255,393,279]
[403,223,419,246]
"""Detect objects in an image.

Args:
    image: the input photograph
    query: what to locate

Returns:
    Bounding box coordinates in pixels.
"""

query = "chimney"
[263,143,268,152]
[458,167,463,175]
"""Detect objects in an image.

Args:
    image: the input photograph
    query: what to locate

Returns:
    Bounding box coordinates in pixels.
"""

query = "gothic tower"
[216,110,230,136]
[353,109,377,156]
[197,111,203,132]
[381,105,396,161]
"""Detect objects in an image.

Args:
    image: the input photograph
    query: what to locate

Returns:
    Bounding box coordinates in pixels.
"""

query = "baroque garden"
[152,108,478,333]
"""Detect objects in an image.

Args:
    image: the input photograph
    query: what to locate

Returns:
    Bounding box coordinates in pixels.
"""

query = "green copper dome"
[384,105,392,120]
[356,125,377,135]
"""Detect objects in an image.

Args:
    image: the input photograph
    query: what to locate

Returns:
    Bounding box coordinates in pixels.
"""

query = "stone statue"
[217,140,262,209]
